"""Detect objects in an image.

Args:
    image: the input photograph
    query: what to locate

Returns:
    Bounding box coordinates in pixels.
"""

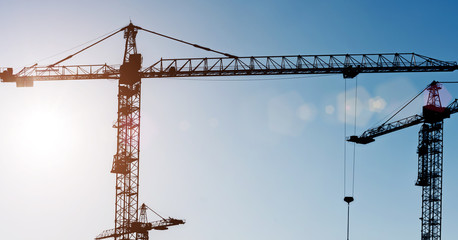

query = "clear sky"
[0,1,458,240]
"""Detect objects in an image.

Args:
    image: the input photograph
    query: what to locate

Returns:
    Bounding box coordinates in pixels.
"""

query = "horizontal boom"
[1,53,456,86]
[348,98,458,144]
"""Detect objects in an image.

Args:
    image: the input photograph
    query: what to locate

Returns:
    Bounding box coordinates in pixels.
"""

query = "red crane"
[1,23,457,240]
[348,81,458,240]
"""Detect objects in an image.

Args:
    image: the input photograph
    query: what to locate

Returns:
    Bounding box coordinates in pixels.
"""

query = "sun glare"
[9,105,71,170]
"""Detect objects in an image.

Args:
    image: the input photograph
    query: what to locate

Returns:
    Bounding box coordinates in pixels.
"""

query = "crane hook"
[344,196,354,204]
[344,196,354,240]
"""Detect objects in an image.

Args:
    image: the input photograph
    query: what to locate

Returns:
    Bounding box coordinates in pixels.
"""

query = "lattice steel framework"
[110,23,142,240]
[426,84,443,107]
[417,122,443,240]
[1,24,458,240]
[95,206,185,240]
[137,204,149,240]
[347,82,458,240]
[2,53,457,84]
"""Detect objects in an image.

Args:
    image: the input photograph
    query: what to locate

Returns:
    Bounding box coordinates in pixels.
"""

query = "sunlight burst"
[10,106,70,170]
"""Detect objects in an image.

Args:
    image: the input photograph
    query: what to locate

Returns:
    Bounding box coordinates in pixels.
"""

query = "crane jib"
[348,98,458,144]
[1,53,457,87]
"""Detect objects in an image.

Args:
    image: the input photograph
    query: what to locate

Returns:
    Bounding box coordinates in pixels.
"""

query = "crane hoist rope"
[352,76,358,197]
[343,76,358,197]
[343,78,347,195]
[343,76,350,240]
[343,78,348,196]
[343,76,358,240]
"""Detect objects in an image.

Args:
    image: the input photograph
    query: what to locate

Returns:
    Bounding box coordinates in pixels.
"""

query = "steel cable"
[48,27,125,67]
[138,27,237,58]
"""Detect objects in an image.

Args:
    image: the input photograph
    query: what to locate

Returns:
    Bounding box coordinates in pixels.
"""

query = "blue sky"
[0,1,458,240]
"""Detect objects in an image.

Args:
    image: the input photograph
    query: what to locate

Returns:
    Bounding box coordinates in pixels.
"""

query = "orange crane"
[348,81,458,240]
[1,23,457,240]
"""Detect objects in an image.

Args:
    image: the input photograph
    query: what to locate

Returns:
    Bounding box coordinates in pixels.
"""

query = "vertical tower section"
[111,23,143,240]
[425,82,442,109]
[136,204,150,240]
[417,81,445,240]
[417,122,443,240]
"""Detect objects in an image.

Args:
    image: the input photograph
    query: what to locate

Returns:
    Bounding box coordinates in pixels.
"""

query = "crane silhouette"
[1,23,457,240]
[348,81,458,240]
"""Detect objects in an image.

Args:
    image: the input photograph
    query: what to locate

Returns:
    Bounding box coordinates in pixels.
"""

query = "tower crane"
[95,204,185,240]
[1,23,457,240]
[348,81,458,240]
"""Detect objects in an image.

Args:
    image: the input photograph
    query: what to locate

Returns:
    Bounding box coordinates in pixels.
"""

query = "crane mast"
[348,82,458,240]
[111,23,143,240]
[1,23,458,240]
[417,121,443,240]
[416,83,446,240]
